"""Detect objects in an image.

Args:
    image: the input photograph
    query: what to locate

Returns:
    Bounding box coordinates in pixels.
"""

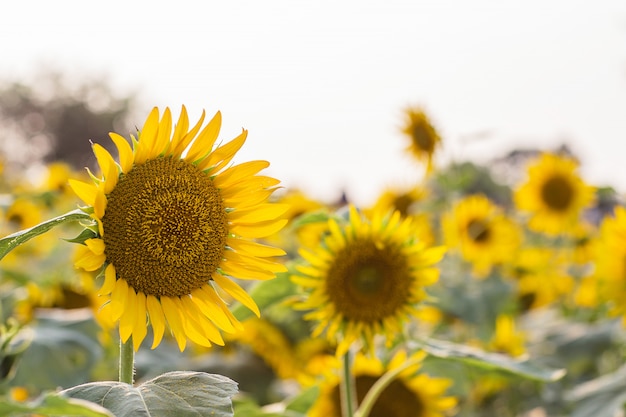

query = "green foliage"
[417,338,566,382]
[62,371,237,417]
[11,314,103,391]
[0,391,113,417]
[0,209,91,261]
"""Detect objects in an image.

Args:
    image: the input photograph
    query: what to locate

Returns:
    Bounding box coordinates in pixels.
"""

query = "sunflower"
[587,206,626,321]
[504,247,574,310]
[400,107,442,173]
[442,194,522,277]
[368,185,435,246]
[292,205,445,355]
[514,153,595,236]
[309,350,457,417]
[486,314,526,358]
[70,106,288,351]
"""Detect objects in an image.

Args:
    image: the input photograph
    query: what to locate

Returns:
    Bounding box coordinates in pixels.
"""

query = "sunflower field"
[0,94,625,417]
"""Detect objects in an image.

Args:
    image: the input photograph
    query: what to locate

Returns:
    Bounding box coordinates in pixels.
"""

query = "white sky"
[2,0,626,205]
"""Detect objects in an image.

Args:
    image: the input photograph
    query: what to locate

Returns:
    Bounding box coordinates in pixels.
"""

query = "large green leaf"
[11,313,103,390]
[565,363,626,417]
[417,338,566,382]
[62,371,237,417]
[0,391,113,417]
[0,208,92,261]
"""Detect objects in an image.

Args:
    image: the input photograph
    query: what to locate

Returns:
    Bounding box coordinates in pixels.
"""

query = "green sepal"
[63,228,99,245]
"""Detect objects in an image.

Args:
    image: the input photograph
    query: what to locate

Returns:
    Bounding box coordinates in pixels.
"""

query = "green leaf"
[62,371,238,417]
[11,314,103,391]
[284,385,319,414]
[289,210,331,229]
[565,363,626,417]
[232,272,297,321]
[62,227,98,244]
[0,391,113,417]
[416,338,566,382]
[0,208,92,261]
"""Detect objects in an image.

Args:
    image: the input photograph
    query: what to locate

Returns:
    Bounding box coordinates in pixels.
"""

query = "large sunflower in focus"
[292,206,445,354]
[442,194,522,277]
[70,106,288,351]
[309,350,457,417]
[514,153,594,236]
[400,107,442,173]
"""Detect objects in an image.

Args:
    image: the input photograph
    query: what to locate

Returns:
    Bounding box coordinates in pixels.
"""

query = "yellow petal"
[68,179,97,207]
[152,107,172,156]
[98,264,117,296]
[229,219,288,239]
[92,143,119,194]
[169,105,190,153]
[201,129,247,173]
[146,295,166,349]
[74,245,105,272]
[109,278,129,322]
[185,111,222,163]
[160,296,187,351]
[84,238,105,255]
[181,296,224,345]
[134,107,159,165]
[132,291,148,351]
[223,250,287,273]
[213,160,270,188]
[93,186,107,219]
[228,204,289,224]
[191,286,235,333]
[211,273,260,317]
[118,285,137,343]
[222,188,275,210]
[171,110,206,157]
[220,260,277,280]
[219,176,281,198]
[109,132,134,174]
[227,237,286,257]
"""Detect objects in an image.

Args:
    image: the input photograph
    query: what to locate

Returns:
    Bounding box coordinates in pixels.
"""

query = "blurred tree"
[0,71,138,177]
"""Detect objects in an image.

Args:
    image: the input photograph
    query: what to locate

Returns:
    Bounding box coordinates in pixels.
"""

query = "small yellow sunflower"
[4,198,42,230]
[292,205,445,355]
[229,317,298,380]
[400,107,442,173]
[442,194,522,277]
[514,153,595,236]
[70,106,288,351]
[309,350,457,417]
[588,206,626,322]
[505,247,574,310]
[487,314,526,358]
[368,185,435,246]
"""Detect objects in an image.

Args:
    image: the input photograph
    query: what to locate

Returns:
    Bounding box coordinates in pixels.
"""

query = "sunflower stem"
[119,336,135,385]
[340,350,357,417]
[353,356,422,417]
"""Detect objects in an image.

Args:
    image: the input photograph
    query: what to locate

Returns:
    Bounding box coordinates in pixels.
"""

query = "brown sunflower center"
[412,124,436,153]
[326,238,412,322]
[393,194,414,217]
[467,218,491,243]
[541,175,574,211]
[102,157,228,297]
[331,375,424,417]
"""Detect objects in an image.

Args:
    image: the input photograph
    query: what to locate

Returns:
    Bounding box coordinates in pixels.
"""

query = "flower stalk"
[340,350,357,417]
[119,336,135,385]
